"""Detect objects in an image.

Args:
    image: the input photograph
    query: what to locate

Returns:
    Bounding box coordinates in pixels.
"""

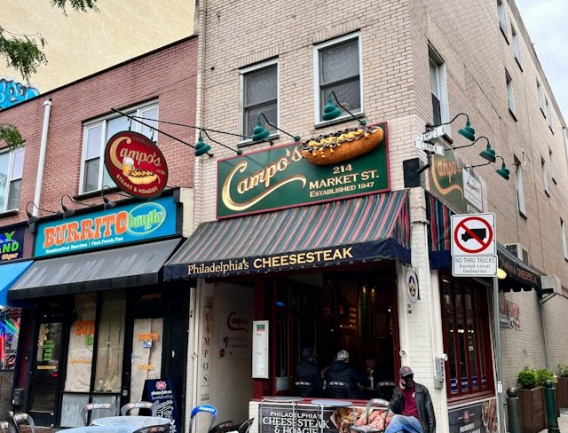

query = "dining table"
[90,415,172,433]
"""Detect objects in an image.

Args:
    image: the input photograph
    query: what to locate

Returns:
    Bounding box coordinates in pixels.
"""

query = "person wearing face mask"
[385,366,436,433]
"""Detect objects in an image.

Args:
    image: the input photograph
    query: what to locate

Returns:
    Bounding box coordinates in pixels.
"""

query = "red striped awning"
[164,190,410,279]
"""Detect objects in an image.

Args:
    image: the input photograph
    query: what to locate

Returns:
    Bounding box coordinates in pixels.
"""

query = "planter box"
[518,387,545,433]
[557,377,568,408]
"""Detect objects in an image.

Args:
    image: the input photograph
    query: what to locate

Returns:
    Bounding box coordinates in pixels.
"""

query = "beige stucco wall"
[1,0,195,93]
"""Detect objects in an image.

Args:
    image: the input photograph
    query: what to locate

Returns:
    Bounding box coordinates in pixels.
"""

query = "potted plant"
[557,365,568,408]
[517,367,545,433]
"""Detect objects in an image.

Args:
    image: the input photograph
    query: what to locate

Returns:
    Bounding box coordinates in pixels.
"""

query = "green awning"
[164,190,410,280]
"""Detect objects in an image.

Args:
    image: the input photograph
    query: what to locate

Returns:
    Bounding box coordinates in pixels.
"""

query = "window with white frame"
[81,102,158,194]
[564,127,568,161]
[541,156,549,195]
[314,33,362,124]
[549,148,556,183]
[562,219,568,260]
[241,60,278,138]
[497,0,508,37]
[506,70,516,115]
[537,81,545,114]
[512,25,521,65]
[430,46,449,126]
[545,98,552,129]
[514,156,526,216]
[0,148,25,212]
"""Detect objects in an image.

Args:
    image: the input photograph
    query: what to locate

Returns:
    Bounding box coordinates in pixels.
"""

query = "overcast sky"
[515,0,568,124]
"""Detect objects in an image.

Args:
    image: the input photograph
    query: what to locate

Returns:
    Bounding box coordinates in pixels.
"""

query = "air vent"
[541,275,562,295]
[505,243,529,264]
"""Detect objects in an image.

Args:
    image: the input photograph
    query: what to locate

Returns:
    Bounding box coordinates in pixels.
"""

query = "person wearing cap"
[385,366,436,433]
[326,349,369,398]
[294,347,323,396]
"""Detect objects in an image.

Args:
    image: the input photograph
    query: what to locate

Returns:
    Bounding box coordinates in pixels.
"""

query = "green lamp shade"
[496,163,510,180]
[479,145,496,162]
[458,120,476,141]
[251,121,270,141]
[321,97,342,121]
[194,134,212,157]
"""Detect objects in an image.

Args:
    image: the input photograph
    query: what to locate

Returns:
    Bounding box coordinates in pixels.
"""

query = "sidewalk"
[539,407,568,432]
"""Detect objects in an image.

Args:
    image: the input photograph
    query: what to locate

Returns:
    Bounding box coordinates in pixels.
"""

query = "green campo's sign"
[429,145,483,214]
[217,123,389,218]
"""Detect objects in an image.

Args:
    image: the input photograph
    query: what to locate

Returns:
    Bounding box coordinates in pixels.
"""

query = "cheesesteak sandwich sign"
[105,131,168,199]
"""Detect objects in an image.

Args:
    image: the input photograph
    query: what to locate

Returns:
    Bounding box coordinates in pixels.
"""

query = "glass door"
[29,321,66,426]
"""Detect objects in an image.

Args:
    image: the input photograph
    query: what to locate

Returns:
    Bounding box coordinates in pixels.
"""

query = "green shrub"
[517,367,539,389]
[557,364,568,377]
[536,368,556,385]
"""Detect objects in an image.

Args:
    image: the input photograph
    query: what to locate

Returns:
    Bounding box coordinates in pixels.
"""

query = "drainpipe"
[32,99,52,214]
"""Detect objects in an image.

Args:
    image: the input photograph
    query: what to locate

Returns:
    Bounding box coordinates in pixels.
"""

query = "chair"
[294,380,314,397]
[8,412,35,433]
[81,402,117,426]
[208,420,238,433]
[121,401,158,416]
[328,381,350,399]
[349,399,390,433]
[237,418,254,433]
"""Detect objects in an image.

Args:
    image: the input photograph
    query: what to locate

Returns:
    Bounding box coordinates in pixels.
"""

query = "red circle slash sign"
[454,216,494,254]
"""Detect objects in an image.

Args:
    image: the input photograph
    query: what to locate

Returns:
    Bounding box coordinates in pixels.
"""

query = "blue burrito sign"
[34,196,178,257]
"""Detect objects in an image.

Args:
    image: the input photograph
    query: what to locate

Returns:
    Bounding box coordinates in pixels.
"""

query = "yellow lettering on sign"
[137,333,159,341]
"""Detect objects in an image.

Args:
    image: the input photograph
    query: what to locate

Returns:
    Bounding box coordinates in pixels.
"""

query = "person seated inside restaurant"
[326,349,369,399]
[294,347,323,397]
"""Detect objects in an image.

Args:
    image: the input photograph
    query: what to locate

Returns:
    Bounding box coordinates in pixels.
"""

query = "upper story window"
[497,0,508,38]
[545,98,552,129]
[429,46,449,126]
[314,33,362,124]
[512,25,521,66]
[541,156,550,196]
[81,102,158,194]
[537,81,545,114]
[549,148,556,183]
[506,70,516,116]
[514,156,526,216]
[0,148,25,212]
[240,60,278,139]
[562,219,568,260]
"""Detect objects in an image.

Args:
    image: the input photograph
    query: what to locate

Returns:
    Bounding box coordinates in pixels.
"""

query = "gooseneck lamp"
[251,113,301,143]
[321,90,367,126]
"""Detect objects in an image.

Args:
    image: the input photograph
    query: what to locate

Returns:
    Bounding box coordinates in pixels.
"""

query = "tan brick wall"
[197,0,568,400]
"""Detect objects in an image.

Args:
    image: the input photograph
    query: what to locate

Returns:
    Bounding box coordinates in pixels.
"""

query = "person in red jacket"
[385,366,436,433]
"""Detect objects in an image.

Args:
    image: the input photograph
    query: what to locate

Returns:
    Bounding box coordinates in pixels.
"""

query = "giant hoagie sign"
[217,122,389,218]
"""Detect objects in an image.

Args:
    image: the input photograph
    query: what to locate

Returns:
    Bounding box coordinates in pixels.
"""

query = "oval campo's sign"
[105,130,168,199]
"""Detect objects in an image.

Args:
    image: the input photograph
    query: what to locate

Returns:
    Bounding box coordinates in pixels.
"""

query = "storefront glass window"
[65,293,97,392]
[442,274,493,399]
[0,308,20,370]
[94,290,126,392]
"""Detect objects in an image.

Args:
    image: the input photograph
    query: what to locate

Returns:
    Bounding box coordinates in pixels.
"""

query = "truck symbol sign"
[461,228,487,242]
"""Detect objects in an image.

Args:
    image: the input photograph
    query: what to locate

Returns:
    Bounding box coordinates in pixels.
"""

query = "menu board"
[144,379,181,433]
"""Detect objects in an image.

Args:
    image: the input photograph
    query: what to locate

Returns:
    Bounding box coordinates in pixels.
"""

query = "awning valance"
[8,238,181,300]
[164,190,411,280]
[425,192,541,292]
[0,260,34,306]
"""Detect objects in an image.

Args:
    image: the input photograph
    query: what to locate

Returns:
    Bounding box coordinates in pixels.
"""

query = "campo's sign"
[429,146,483,214]
[104,130,168,199]
[34,196,177,257]
[217,123,389,218]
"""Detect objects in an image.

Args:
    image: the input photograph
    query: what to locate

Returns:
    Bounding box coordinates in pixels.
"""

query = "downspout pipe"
[32,99,52,215]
